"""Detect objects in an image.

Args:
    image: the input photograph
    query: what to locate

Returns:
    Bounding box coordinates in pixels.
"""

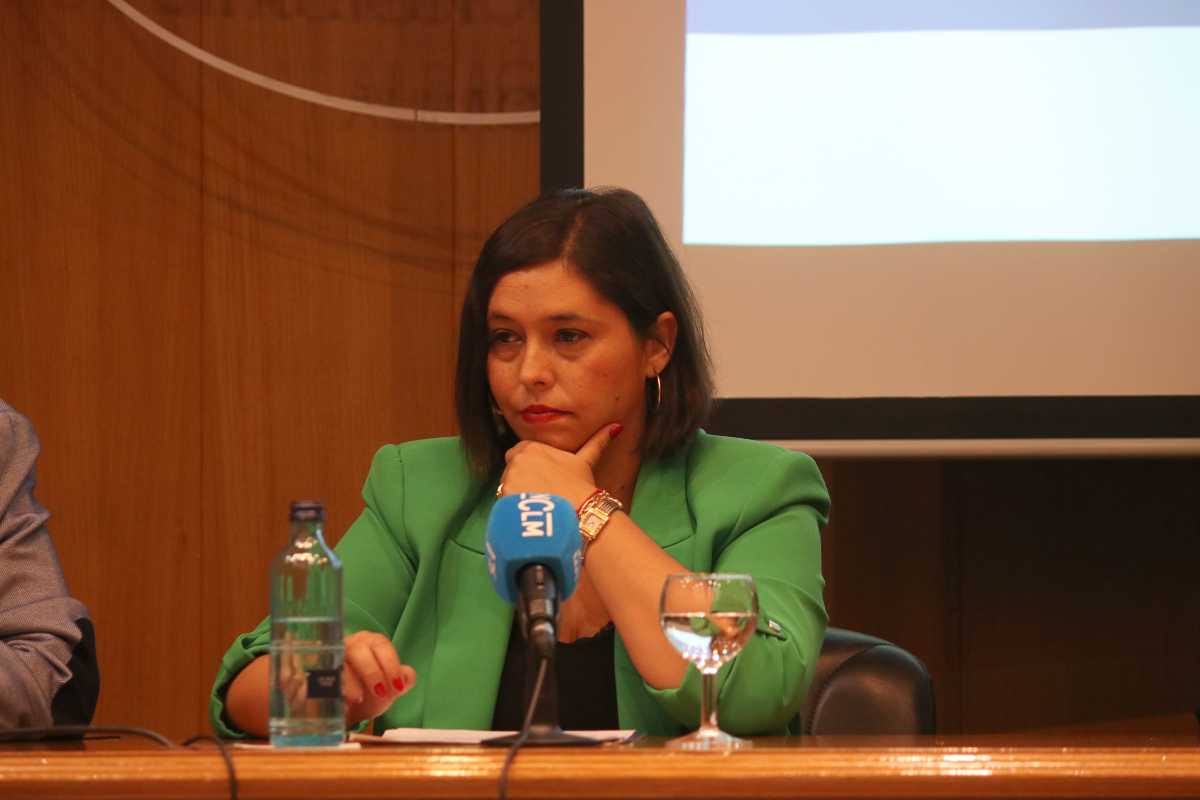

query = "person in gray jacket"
[0,400,99,728]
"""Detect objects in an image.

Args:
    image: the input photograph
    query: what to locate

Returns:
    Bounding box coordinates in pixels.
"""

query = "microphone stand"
[483,566,601,747]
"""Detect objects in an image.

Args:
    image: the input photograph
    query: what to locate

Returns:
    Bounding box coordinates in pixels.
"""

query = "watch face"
[580,516,602,539]
[578,493,620,543]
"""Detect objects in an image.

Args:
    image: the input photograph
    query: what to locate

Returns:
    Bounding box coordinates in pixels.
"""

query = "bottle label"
[306,668,342,699]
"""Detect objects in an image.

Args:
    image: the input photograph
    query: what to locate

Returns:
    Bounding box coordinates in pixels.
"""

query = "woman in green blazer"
[211,188,829,738]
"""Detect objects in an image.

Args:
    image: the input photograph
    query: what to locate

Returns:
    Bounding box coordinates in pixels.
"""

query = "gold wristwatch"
[577,490,623,546]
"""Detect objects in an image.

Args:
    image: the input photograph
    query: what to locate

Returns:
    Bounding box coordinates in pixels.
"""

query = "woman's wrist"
[575,487,604,514]
[577,489,624,554]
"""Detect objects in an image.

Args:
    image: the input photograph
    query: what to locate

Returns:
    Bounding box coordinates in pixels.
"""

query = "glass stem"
[699,671,719,733]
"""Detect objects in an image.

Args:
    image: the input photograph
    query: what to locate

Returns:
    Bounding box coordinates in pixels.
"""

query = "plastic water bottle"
[269,500,345,746]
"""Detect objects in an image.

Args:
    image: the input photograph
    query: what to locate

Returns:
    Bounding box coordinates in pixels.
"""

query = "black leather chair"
[796,627,936,735]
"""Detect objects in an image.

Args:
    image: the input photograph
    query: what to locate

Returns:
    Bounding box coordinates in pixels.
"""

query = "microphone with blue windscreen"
[482,493,596,748]
[486,493,581,604]
[486,493,581,659]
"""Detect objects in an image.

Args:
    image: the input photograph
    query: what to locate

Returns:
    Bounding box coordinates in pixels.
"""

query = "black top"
[491,614,619,731]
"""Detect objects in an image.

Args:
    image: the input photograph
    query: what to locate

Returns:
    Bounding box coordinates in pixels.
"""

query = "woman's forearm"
[224,655,270,737]
[223,638,414,738]
[583,513,690,689]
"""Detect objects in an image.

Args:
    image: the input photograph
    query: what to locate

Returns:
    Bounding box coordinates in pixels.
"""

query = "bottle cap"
[289,500,325,522]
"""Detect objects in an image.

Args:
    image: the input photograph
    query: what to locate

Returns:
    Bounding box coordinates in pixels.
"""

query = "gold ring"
[495,482,504,498]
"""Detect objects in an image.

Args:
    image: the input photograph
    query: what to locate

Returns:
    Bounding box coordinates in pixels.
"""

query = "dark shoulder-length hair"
[455,187,714,476]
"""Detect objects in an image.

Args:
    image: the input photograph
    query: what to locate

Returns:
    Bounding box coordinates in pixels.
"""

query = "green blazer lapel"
[450,480,495,555]
[425,495,514,729]
[629,443,694,556]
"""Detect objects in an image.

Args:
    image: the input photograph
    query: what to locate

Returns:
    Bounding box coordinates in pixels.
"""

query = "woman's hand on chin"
[500,423,622,506]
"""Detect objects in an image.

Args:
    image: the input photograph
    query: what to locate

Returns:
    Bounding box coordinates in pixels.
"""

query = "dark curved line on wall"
[113,10,468,247]
[7,4,456,273]
[116,3,465,249]
[119,3,535,242]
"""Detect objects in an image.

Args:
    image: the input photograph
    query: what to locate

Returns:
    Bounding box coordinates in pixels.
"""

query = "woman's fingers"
[340,632,418,726]
[504,440,530,463]
[341,656,366,705]
[343,632,413,706]
[345,640,390,701]
[398,663,417,693]
[366,635,415,694]
[575,423,622,469]
[500,438,605,505]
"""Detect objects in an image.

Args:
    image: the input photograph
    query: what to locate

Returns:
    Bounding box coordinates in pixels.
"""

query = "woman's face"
[486,260,672,453]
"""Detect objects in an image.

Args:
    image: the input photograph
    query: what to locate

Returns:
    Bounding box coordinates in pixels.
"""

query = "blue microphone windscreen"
[485,493,582,604]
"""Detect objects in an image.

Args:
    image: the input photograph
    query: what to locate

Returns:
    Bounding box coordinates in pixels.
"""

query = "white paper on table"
[354,728,637,745]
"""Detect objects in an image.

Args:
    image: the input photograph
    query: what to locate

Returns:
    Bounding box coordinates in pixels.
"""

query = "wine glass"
[658,573,758,749]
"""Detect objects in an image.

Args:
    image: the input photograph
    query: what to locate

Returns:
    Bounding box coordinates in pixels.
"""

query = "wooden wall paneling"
[0,2,207,739]
[4,0,541,740]
[814,458,836,603]
[1157,463,1200,724]
[453,0,539,117]
[0,6,49,404]
[955,458,1200,732]
[158,0,458,113]
[450,124,540,309]
[819,460,962,732]
[451,0,540,317]
[191,0,459,737]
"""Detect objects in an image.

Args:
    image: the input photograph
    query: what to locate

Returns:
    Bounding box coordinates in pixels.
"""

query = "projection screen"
[560,1,1200,454]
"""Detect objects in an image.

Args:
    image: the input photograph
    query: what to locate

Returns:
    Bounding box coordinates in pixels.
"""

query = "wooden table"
[1,732,1197,799]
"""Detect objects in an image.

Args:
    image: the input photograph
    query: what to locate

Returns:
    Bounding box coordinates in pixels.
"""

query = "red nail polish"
[374,682,387,697]
[609,424,623,438]
[393,677,406,692]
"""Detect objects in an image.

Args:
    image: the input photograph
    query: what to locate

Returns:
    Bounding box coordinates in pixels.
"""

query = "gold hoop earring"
[652,373,663,414]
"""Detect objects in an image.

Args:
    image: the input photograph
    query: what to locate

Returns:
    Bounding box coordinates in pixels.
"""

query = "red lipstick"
[521,404,566,424]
